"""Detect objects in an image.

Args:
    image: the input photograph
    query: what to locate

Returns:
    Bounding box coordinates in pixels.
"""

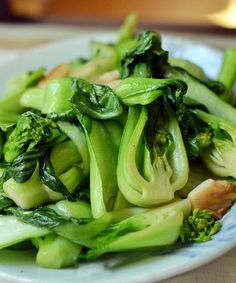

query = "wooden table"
[0,23,235,283]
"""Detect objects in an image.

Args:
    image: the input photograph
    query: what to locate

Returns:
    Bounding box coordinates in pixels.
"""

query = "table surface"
[0,23,235,283]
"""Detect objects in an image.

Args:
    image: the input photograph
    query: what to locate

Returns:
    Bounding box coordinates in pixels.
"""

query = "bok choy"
[0,14,234,270]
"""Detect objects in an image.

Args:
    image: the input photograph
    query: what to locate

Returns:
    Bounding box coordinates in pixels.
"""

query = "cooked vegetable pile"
[0,14,236,269]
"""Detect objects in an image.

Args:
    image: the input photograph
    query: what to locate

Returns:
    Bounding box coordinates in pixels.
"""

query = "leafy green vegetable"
[54,205,147,248]
[7,207,68,228]
[57,121,90,178]
[70,78,123,119]
[50,140,82,175]
[0,215,50,249]
[121,30,168,79]
[117,101,188,207]
[114,77,187,105]
[47,109,76,122]
[168,58,224,95]
[41,78,76,114]
[69,44,116,81]
[0,129,4,159]
[193,109,236,178]
[69,57,87,72]
[180,209,221,242]
[34,77,123,120]
[0,194,15,211]
[0,15,233,268]
[88,209,183,259]
[32,234,82,268]
[117,13,138,44]
[185,131,213,160]
[3,166,49,209]
[3,111,57,162]
[217,48,236,105]
[168,58,207,81]
[0,166,13,190]
[0,67,46,124]
[7,67,46,93]
[3,162,82,209]
[20,87,44,110]
[7,206,90,229]
[55,199,190,258]
[10,151,43,183]
[174,106,214,160]
[53,199,92,219]
[58,166,84,195]
[39,155,72,198]
[164,67,236,125]
[76,113,120,218]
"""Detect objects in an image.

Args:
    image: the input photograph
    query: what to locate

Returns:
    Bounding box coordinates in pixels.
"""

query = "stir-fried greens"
[0,14,236,269]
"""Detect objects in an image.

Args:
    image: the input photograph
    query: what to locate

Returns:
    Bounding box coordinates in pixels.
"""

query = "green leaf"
[121,30,168,78]
[0,194,15,211]
[168,58,225,95]
[0,167,12,190]
[11,151,44,183]
[164,66,236,125]
[114,77,187,106]
[70,78,123,120]
[7,206,90,229]
[3,111,57,162]
[39,155,71,198]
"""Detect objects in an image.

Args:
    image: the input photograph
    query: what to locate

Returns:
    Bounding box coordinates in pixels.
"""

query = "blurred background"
[0,0,235,50]
[1,0,236,28]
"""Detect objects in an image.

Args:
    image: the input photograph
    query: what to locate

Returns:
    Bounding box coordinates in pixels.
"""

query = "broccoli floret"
[180,208,221,243]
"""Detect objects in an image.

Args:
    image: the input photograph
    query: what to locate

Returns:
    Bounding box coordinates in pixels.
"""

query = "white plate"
[0,32,235,283]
